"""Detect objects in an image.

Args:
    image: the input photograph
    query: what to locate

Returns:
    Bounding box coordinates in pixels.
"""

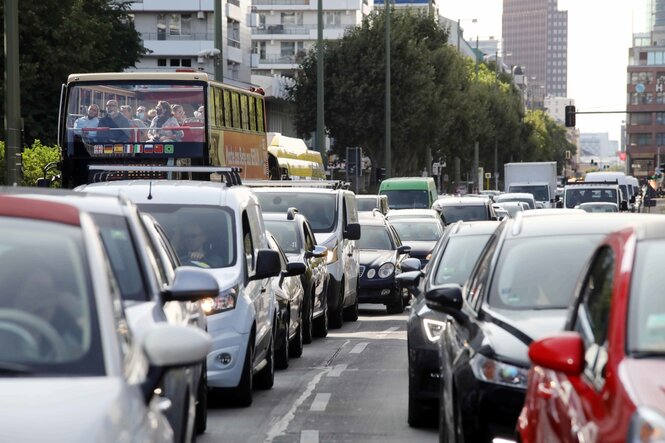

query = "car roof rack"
[87,165,243,186]
[566,180,618,186]
[242,180,350,190]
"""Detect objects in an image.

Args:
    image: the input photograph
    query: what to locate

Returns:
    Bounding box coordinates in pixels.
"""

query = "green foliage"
[0,0,146,145]
[0,141,61,186]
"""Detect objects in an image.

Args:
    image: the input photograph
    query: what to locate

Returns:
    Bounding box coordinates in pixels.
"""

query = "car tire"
[194,361,208,435]
[275,315,289,370]
[302,290,314,344]
[329,279,344,329]
[313,289,328,337]
[233,337,254,407]
[289,305,304,358]
[254,330,275,390]
[386,291,404,315]
[343,292,359,322]
[408,370,428,428]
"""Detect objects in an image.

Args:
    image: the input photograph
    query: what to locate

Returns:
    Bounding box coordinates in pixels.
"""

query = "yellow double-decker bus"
[59,71,272,188]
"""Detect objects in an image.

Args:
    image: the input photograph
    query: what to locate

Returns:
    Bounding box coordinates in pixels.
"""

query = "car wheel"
[275,315,289,370]
[343,291,359,322]
[302,290,314,345]
[329,279,344,329]
[254,330,274,390]
[289,304,304,358]
[194,361,208,435]
[233,336,254,407]
[313,289,328,337]
[386,291,404,315]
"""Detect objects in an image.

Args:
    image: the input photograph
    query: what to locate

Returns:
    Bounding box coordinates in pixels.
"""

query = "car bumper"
[205,311,251,389]
[456,367,525,440]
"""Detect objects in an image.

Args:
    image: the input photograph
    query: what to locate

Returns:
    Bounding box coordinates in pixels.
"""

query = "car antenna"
[147,166,153,200]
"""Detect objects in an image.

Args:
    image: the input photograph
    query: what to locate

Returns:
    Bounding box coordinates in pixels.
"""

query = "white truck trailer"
[504,162,558,208]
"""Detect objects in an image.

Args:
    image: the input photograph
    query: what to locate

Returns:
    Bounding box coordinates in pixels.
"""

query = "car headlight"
[470,353,528,388]
[200,286,237,315]
[378,263,395,279]
[422,318,446,343]
[326,243,339,264]
[627,407,665,443]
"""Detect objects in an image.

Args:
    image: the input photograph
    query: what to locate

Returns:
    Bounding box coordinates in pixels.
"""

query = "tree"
[0,0,146,145]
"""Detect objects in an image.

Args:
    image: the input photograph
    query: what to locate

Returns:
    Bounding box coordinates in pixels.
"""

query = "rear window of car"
[381,190,430,210]
[257,192,338,233]
[356,198,378,212]
[357,225,394,250]
[440,205,489,223]
[391,220,443,241]
[628,239,665,354]
[489,235,603,310]
[265,220,301,254]
[433,234,492,285]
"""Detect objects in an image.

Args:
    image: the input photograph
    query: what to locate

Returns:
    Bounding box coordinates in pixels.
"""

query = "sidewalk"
[640,198,665,214]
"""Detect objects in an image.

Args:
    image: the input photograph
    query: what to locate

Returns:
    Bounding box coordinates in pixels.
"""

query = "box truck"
[504,162,558,208]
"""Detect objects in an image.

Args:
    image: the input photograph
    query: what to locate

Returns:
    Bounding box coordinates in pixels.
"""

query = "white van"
[253,186,361,329]
[584,171,634,208]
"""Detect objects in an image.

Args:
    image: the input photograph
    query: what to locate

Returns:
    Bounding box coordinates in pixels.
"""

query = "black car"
[399,220,499,428]
[263,209,329,343]
[266,232,307,369]
[357,214,414,314]
[424,212,644,442]
[388,217,445,268]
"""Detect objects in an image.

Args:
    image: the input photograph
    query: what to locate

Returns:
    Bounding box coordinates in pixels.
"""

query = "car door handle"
[261,287,267,293]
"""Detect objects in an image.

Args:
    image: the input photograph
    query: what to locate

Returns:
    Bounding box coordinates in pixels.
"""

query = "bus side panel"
[212,129,268,179]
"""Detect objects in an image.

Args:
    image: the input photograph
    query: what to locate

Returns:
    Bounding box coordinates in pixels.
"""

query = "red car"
[518,219,665,443]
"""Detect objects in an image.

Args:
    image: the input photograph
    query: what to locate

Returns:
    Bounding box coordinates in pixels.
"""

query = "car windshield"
[357,225,394,250]
[489,235,603,310]
[257,192,337,233]
[390,220,443,241]
[264,220,301,254]
[138,204,236,269]
[628,239,665,354]
[508,185,548,202]
[440,205,488,223]
[0,218,104,375]
[433,234,492,285]
[381,190,429,209]
[565,188,618,208]
[356,197,378,212]
[91,213,147,302]
[497,197,535,209]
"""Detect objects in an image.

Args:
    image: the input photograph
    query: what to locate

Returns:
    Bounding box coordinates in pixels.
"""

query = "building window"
[631,92,654,105]
[656,133,665,145]
[657,112,665,125]
[632,113,652,126]
[157,13,191,38]
[157,58,167,67]
[281,12,303,26]
[326,11,342,26]
[281,41,295,57]
[630,133,652,146]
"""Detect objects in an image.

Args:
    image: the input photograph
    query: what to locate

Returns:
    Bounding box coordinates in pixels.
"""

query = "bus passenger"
[73,104,100,140]
[120,105,148,142]
[135,106,151,126]
[98,100,131,143]
[148,100,183,142]
[171,104,187,125]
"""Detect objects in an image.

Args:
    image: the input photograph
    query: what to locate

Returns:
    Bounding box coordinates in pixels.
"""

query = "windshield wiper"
[630,351,665,359]
[0,362,33,376]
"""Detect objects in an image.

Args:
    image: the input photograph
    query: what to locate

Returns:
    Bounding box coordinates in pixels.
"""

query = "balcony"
[253,0,309,5]
[252,23,352,35]
[141,32,215,41]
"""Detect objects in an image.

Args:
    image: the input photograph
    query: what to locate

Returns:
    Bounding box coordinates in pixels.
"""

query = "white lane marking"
[301,430,319,443]
[380,326,400,335]
[310,393,331,412]
[328,364,347,377]
[350,342,368,354]
[264,368,329,442]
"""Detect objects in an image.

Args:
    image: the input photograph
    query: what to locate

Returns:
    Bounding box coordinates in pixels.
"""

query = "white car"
[0,193,211,442]
[78,179,282,406]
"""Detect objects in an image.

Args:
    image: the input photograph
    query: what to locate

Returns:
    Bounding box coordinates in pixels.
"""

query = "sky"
[438,0,647,143]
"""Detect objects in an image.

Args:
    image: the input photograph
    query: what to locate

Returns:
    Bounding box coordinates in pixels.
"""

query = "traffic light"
[565,105,576,127]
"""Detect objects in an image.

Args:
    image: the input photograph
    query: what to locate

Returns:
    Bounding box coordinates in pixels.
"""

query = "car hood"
[208,267,243,290]
[359,250,395,268]
[621,359,665,413]
[0,377,156,442]
[314,232,335,246]
[480,307,568,365]
[401,240,437,257]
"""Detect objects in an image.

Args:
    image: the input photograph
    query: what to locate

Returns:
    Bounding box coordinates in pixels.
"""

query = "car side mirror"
[528,332,584,376]
[163,267,220,301]
[284,261,306,277]
[344,223,361,240]
[397,245,411,255]
[395,270,423,297]
[620,201,628,211]
[401,257,421,272]
[251,249,282,280]
[425,284,467,323]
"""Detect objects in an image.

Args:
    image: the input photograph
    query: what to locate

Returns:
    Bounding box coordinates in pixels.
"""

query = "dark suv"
[263,209,329,343]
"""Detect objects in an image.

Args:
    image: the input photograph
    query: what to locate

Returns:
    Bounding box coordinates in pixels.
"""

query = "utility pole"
[316,0,325,165]
[5,0,21,185]
[214,0,223,81]
[384,0,391,179]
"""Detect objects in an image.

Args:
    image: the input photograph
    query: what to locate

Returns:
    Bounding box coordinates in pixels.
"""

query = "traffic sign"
[484,172,491,179]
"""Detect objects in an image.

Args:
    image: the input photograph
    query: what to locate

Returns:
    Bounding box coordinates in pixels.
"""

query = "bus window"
[231,92,240,129]
[213,88,223,128]
[223,90,232,128]
[256,99,265,133]
[248,96,257,132]
[240,94,249,131]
